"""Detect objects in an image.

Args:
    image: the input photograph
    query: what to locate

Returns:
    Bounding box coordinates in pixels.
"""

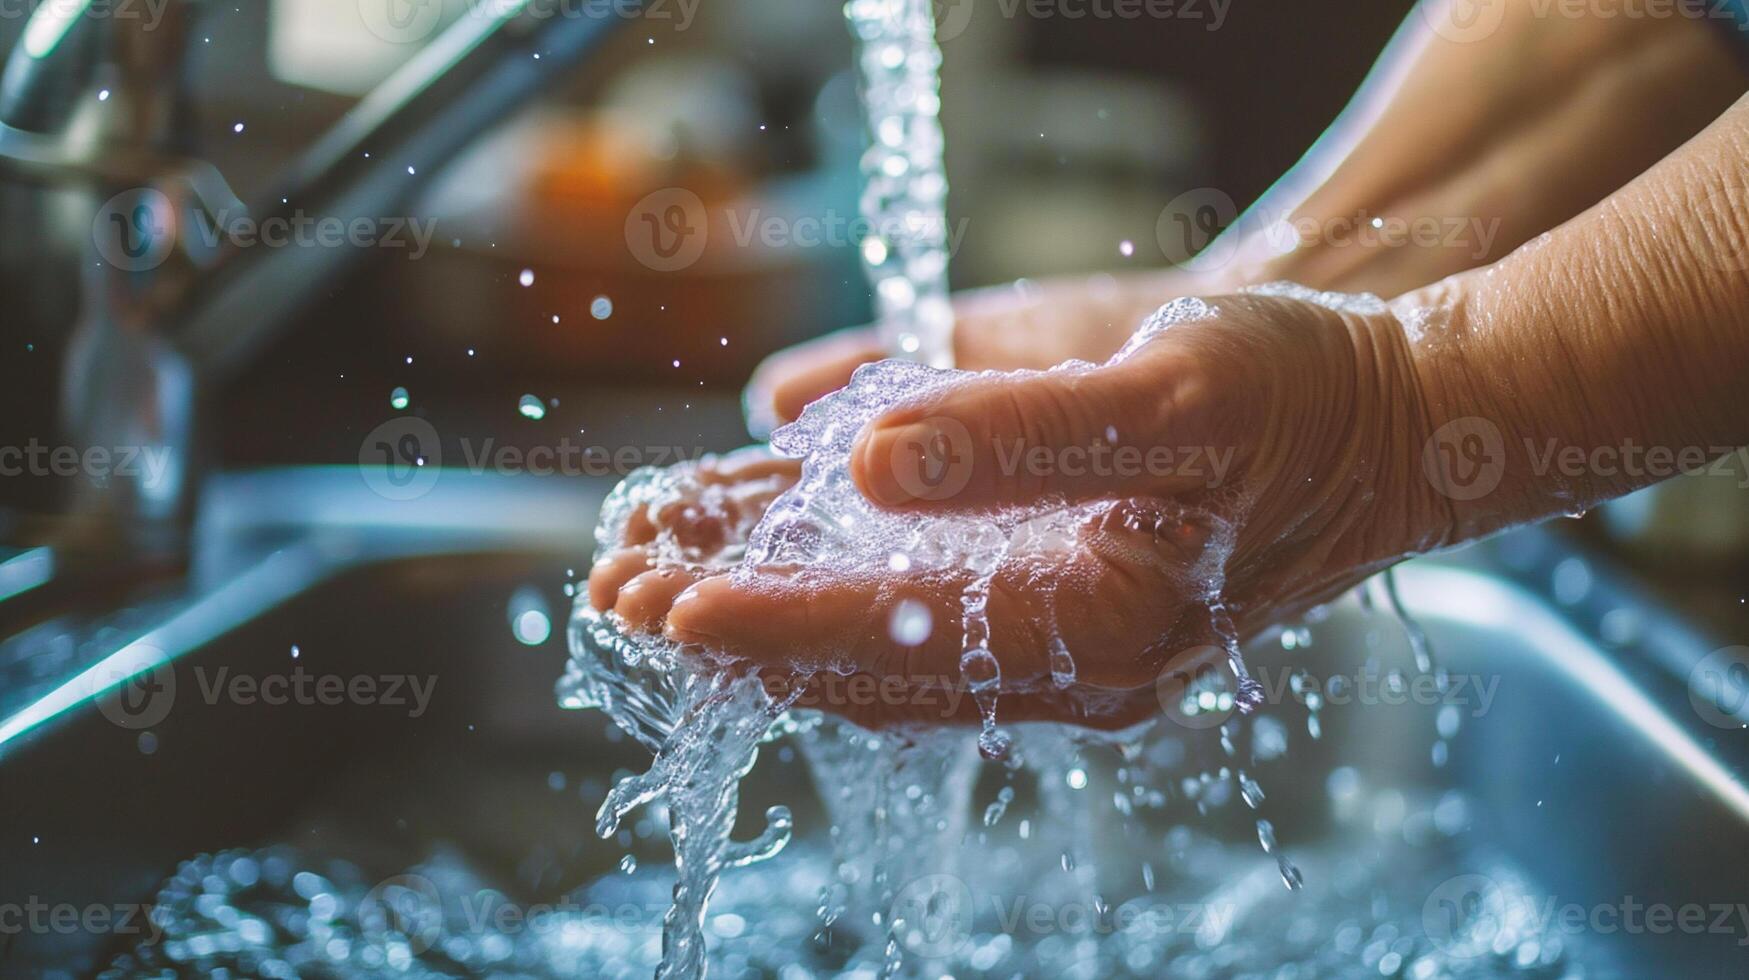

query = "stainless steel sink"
[0,506,1745,976]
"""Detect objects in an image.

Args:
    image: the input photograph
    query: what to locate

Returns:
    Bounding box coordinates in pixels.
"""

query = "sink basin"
[0,517,1744,977]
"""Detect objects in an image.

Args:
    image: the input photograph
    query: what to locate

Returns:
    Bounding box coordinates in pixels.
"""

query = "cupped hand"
[592,288,1458,730]
[744,271,1204,436]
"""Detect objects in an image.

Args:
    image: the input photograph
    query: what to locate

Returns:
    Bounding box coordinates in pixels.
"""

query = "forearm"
[1407,92,1749,539]
[1224,1,1746,298]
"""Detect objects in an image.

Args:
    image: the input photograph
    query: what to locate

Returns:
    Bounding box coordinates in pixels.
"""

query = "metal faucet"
[0,0,643,561]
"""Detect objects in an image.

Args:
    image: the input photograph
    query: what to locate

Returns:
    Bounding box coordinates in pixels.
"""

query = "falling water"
[847,0,955,369]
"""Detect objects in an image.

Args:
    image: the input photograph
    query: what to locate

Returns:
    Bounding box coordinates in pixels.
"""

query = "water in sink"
[100,755,1606,978]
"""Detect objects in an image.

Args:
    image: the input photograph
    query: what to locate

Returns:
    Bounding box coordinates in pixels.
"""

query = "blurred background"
[0,0,1409,521]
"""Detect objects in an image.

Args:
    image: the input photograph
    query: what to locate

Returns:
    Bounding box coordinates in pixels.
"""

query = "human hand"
[585,445,1184,730]
[744,271,1205,436]
[609,287,1457,729]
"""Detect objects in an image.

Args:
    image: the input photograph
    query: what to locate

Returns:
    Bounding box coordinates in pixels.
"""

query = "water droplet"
[1239,772,1265,808]
[389,386,409,411]
[888,599,932,646]
[1279,861,1304,891]
[518,394,546,420]
[1047,633,1076,688]
[982,786,1014,827]
[519,268,535,287]
[619,854,637,874]
[590,295,614,320]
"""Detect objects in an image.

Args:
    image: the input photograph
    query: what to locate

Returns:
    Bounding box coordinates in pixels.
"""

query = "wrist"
[1391,275,1546,545]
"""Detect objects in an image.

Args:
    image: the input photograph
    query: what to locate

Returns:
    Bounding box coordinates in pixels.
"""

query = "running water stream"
[848,0,956,369]
[553,4,1276,977]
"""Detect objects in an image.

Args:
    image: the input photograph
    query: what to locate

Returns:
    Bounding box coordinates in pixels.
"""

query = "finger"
[614,567,702,633]
[588,547,652,614]
[745,328,885,436]
[665,569,1050,684]
[701,447,803,485]
[664,504,1217,692]
[851,349,1218,511]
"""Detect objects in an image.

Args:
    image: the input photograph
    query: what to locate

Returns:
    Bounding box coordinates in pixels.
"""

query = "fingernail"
[662,580,719,644]
[854,422,919,508]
